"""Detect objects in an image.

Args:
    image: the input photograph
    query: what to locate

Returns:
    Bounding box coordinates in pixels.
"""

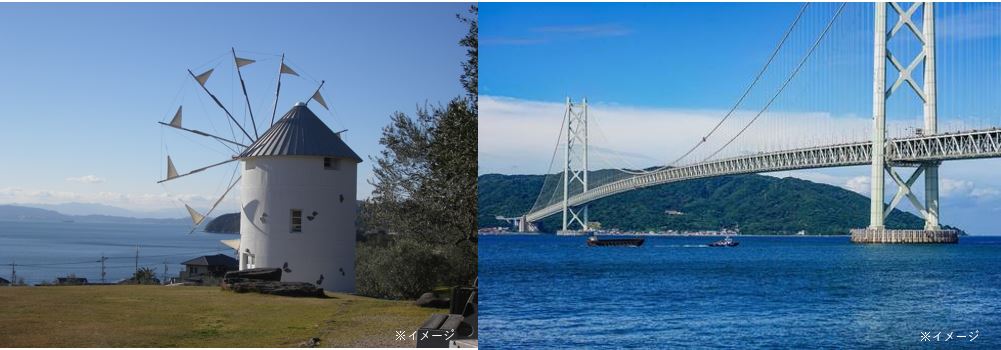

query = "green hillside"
[478,173,964,235]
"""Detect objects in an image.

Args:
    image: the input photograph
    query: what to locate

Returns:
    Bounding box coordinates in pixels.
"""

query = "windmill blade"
[235,57,255,68]
[271,54,287,127]
[193,69,214,86]
[188,176,242,234]
[166,156,179,180]
[305,80,327,109]
[280,62,299,76]
[169,106,182,128]
[157,158,237,184]
[311,90,329,110]
[232,48,259,139]
[188,69,255,142]
[185,204,207,226]
[158,121,248,148]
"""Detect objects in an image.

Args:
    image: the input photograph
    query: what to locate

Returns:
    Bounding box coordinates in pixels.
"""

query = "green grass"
[0,285,444,347]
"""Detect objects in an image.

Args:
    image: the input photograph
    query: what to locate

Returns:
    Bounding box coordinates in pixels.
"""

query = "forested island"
[479,173,964,235]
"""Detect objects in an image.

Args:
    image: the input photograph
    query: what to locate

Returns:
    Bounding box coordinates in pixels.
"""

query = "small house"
[0,276,9,286]
[56,276,88,285]
[180,254,238,282]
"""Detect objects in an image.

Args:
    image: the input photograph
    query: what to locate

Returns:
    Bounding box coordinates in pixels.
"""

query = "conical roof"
[240,103,361,162]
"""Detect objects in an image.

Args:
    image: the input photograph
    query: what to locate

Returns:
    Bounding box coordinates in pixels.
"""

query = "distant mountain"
[0,205,68,222]
[205,213,240,233]
[0,205,190,225]
[19,202,185,219]
[479,173,965,235]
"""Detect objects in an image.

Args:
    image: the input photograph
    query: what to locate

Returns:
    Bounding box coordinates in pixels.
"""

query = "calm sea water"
[480,235,1001,348]
[0,221,234,284]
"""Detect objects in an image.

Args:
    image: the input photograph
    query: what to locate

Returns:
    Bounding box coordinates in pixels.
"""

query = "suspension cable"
[531,103,571,212]
[605,3,811,176]
[703,2,847,161]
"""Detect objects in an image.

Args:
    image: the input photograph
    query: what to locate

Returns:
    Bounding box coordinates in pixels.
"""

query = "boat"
[708,235,739,247]
[587,235,645,247]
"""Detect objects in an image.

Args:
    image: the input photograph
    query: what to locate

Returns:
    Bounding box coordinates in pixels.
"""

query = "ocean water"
[479,235,1001,348]
[0,221,235,284]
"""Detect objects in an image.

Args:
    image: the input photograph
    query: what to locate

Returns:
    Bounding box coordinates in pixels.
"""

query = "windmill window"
[324,157,339,170]
[290,209,303,233]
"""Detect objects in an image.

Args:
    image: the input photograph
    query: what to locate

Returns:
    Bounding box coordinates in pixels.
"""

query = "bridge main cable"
[620,3,811,177]
[703,2,847,162]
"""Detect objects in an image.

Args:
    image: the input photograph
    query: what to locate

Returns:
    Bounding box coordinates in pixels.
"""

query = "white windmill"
[158,49,361,292]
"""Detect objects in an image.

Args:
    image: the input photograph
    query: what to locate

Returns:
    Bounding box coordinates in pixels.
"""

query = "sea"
[479,234,1001,348]
[0,220,235,285]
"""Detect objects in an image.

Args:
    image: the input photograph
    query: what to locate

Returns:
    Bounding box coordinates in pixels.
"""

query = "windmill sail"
[194,69,213,86]
[158,121,247,148]
[271,54,295,127]
[185,204,206,225]
[187,176,242,234]
[169,106,182,128]
[166,156,179,180]
[280,63,299,76]
[232,48,259,138]
[305,80,327,109]
[235,57,255,68]
[157,158,237,184]
[188,69,254,142]
[311,90,329,110]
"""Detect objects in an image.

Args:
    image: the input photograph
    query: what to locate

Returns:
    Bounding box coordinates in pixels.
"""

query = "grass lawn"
[0,285,442,347]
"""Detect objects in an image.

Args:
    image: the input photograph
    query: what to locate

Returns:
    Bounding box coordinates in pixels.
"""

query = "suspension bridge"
[512,3,1001,243]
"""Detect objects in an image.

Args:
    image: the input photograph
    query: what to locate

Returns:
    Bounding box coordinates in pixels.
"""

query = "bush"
[356,238,449,299]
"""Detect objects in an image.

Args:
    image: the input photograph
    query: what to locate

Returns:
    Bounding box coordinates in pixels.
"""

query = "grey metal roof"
[181,254,238,268]
[239,103,362,162]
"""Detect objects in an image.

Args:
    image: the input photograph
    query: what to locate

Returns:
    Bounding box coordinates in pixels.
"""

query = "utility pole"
[162,261,168,285]
[100,254,108,284]
[10,259,14,287]
[134,244,139,278]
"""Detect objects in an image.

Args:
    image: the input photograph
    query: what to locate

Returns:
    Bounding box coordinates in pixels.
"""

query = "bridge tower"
[561,97,590,233]
[855,2,956,243]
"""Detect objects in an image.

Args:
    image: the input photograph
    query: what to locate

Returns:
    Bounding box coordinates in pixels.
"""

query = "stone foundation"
[850,228,958,244]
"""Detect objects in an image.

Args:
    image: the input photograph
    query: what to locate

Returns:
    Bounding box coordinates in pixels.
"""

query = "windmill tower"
[159,49,360,292]
[238,102,361,291]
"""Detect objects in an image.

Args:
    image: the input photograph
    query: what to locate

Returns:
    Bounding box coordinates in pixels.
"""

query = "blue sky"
[0,3,471,216]
[479,2,1001,235]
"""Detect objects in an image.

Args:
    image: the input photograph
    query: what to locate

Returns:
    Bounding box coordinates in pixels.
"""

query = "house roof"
[182,254,238,268]
[239,103,362,162]
[57,277,87,282]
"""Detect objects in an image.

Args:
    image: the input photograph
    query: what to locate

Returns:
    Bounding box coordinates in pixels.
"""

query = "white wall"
[238,155,357,292]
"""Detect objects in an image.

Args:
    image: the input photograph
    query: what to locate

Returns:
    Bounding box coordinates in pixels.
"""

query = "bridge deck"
[526,128,1001,222]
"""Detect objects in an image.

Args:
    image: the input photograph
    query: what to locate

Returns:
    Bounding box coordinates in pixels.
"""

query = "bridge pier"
[561,97,590,232]
[850,228,957,244]
[857,2,954,244]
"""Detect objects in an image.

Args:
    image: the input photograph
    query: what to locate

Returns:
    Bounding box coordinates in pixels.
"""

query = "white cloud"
[845,176,871,194]
[971,187,1001,199]
[940,178,975,197]
[0,186,237,213]
[479,95,883,175]
[532,23,632,37]
[65,175,104,184]
[939,4,1001,40]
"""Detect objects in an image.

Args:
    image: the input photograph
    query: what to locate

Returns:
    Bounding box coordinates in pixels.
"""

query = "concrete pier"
[850,228,957,244]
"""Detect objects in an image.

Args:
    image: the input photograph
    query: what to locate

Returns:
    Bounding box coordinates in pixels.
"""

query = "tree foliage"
[131,267,159,285]
[357,5,477,299]
[458,6,478,102]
